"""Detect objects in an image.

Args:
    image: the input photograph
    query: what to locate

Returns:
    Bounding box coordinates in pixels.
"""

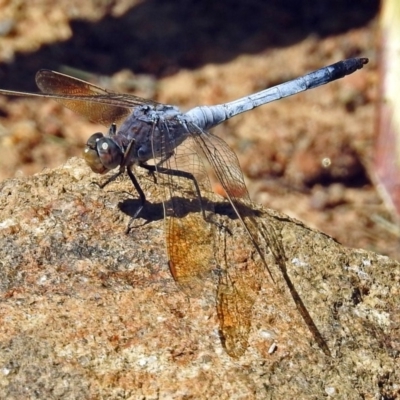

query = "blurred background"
[1,0,398,258]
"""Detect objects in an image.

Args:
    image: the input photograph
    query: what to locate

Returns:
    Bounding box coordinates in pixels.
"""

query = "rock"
[0,157,398,399]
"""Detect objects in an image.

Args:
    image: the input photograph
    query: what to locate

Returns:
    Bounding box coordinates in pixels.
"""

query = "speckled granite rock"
[0,158,398,399]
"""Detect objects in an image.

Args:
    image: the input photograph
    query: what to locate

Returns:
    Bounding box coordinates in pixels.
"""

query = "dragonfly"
[0,57,368,357]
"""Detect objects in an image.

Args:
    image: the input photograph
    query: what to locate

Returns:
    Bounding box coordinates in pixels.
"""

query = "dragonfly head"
[83,132,123,174]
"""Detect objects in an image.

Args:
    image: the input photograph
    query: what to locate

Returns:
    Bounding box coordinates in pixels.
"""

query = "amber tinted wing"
[190,123,331,356]
[215,219,263,357]
[35,69,162,126]
[155,122,261,357]
[193,129,274,266]
[152,129,217,297]
[0,69,160,126]
[180,125,264,356]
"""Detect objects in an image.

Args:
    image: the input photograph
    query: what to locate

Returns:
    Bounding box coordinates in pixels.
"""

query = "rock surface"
[0,158,398,399]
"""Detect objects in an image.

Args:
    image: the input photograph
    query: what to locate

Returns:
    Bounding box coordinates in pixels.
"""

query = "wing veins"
[188,123,275,283]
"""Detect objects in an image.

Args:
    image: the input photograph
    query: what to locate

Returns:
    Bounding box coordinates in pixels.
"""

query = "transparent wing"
[188,122,275,278]
[215,220,263,357]
[180,125,267,357]
[150,119,262,357]
[189,122,330,356]
[256,214,332,356]
[0,69,160,126]
[151,129,216,297]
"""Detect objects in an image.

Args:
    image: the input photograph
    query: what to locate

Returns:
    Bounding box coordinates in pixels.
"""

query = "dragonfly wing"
[151,128,217,296]
[171,122,267,356]
[36,69,115,96]
[215,217,264,357]
[158,129,262,356]
[44,95,133,126]
[257,214,332,356]
[190,123,331,356]
[0,69,162,126]
[35,69,163,126]
[190,125,275,279]
[36,70,161,107]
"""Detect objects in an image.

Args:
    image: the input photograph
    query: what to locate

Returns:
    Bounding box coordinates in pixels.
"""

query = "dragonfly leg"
[123,169,148,233]
[98,137,147,229]
[125,166,147,226]
[92,165,147,232]
[97,168,125,189]
[140,163,158,184]
[139,163,208,221]
[108,123,117,137]
[138,162,229,233]
[139,152,175,185]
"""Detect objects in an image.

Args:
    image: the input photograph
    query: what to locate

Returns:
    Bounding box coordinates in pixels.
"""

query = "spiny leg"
[121,139,148,230]
[139,162,229,233]
[139,163,208,221]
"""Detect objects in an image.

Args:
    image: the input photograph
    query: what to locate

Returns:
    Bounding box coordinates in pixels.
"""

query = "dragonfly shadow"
[118,198,164,224]
[118,195,218,224]
[214,200,262,220]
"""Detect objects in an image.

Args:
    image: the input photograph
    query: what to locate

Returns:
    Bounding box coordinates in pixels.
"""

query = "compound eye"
[86,132,104,150]
[96,137,123,170]
[83,133,108,174]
